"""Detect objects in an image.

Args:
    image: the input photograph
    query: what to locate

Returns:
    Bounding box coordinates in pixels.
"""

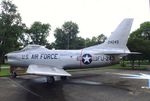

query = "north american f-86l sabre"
[5,18,133,83]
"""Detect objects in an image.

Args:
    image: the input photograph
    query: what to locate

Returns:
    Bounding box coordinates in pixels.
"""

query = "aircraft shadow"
[10,74,135,101]
[12,76,66,101]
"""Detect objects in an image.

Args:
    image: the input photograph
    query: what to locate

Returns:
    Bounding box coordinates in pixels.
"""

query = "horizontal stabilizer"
[128,52,141,55]
[27,64,71,76]
[94,51,130,55]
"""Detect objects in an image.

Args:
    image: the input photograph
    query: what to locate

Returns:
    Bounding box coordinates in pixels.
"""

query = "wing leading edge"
[26,64,71,76]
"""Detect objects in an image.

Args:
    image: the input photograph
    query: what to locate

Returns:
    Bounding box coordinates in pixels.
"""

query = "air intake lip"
[4,55,8,62]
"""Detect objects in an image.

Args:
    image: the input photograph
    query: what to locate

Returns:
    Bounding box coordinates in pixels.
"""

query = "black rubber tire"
[46,76,55,84]
[12,71,17,78]
[61,76,68,81]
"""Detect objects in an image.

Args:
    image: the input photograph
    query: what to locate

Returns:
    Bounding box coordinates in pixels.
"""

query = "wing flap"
[27,64,71,76]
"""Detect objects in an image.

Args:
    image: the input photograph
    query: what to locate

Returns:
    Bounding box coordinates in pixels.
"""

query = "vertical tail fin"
[103,18,133,49]
[85,18,133,50]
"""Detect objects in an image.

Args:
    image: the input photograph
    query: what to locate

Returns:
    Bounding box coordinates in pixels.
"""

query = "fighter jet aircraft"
[5,18,133,83]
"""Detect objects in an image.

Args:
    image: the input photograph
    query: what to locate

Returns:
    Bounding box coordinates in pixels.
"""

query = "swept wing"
[26,64,71,76]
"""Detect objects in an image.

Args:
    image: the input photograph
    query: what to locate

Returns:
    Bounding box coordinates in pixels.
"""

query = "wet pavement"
[0,68,150,101]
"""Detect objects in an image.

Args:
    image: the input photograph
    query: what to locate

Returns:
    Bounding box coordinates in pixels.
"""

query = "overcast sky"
[12,0,150,42]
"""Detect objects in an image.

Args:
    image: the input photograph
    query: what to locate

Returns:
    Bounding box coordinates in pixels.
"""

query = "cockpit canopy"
[21,44,46,51]
[11,44,48,53]
[6,44,48,53]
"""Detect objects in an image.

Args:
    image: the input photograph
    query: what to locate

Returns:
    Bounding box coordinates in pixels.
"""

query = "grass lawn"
[107,64,148,70]
[0,68,10,76]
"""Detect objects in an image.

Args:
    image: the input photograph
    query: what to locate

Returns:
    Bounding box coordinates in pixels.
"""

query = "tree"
[85,34,107,47]
[54,21,79,49]
[46,42,56,49]
[0,0,25,63]
[26,21,51,45]
[74,37,85,49]
[53,28,66,49]
[127,21,150,61]
[18,32,31,47]
[97,34,107,44]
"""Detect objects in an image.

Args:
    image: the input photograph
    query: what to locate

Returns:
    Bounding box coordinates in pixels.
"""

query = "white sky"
[12,0,150,42]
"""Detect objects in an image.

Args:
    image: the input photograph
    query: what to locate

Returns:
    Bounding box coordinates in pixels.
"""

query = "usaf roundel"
[82,54,92,65]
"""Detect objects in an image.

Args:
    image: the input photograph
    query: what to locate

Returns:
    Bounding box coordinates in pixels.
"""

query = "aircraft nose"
[4,53,17,64]
[4,54,9,63]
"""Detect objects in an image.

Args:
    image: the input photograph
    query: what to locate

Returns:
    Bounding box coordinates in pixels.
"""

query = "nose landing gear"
[10,66,17,78]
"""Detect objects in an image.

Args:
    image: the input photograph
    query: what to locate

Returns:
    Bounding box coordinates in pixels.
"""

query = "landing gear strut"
[12,71,17,78]
[61,76,68,81]
[10,66,17,78]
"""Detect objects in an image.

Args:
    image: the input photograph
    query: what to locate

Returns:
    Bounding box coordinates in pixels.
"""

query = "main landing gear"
[61,76,68,80]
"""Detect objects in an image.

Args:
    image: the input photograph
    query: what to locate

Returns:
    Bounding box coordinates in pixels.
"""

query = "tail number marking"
[108,40,119,44]
[98,56,115,61]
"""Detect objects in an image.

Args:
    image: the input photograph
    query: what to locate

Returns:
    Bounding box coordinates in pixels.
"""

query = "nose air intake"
[4,55,8,63]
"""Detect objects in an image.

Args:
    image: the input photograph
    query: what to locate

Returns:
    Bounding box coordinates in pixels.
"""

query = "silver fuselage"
[5,48,120,69]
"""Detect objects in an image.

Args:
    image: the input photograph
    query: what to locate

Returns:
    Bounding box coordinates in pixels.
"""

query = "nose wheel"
[10,66,17,78]
[12,71,17,78]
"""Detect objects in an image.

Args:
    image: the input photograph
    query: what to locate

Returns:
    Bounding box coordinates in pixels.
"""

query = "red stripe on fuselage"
[80,49,83,67]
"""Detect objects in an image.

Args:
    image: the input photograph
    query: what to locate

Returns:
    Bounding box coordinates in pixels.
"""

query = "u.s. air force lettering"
[40,54,58,59]
[22,54,58,59]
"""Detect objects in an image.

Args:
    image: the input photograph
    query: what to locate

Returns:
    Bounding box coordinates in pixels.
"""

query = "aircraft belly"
[25,58,80,69]
[32,59,60,66]
[62,58,81,68]
[9,60,30,67]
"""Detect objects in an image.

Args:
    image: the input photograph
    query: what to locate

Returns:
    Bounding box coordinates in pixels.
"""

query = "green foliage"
[54,21,79,49]
[85,34,107,47]
[26,21,51,45]
[74,37,85,49]
[53,20,107,49]
[107,64,147,70]
[127,21,150,61]
[62,21,79,40]
[54,28,66,49]
[0,0,25,63]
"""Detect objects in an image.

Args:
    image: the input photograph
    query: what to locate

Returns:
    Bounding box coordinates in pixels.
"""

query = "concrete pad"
[0,68,150,101]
